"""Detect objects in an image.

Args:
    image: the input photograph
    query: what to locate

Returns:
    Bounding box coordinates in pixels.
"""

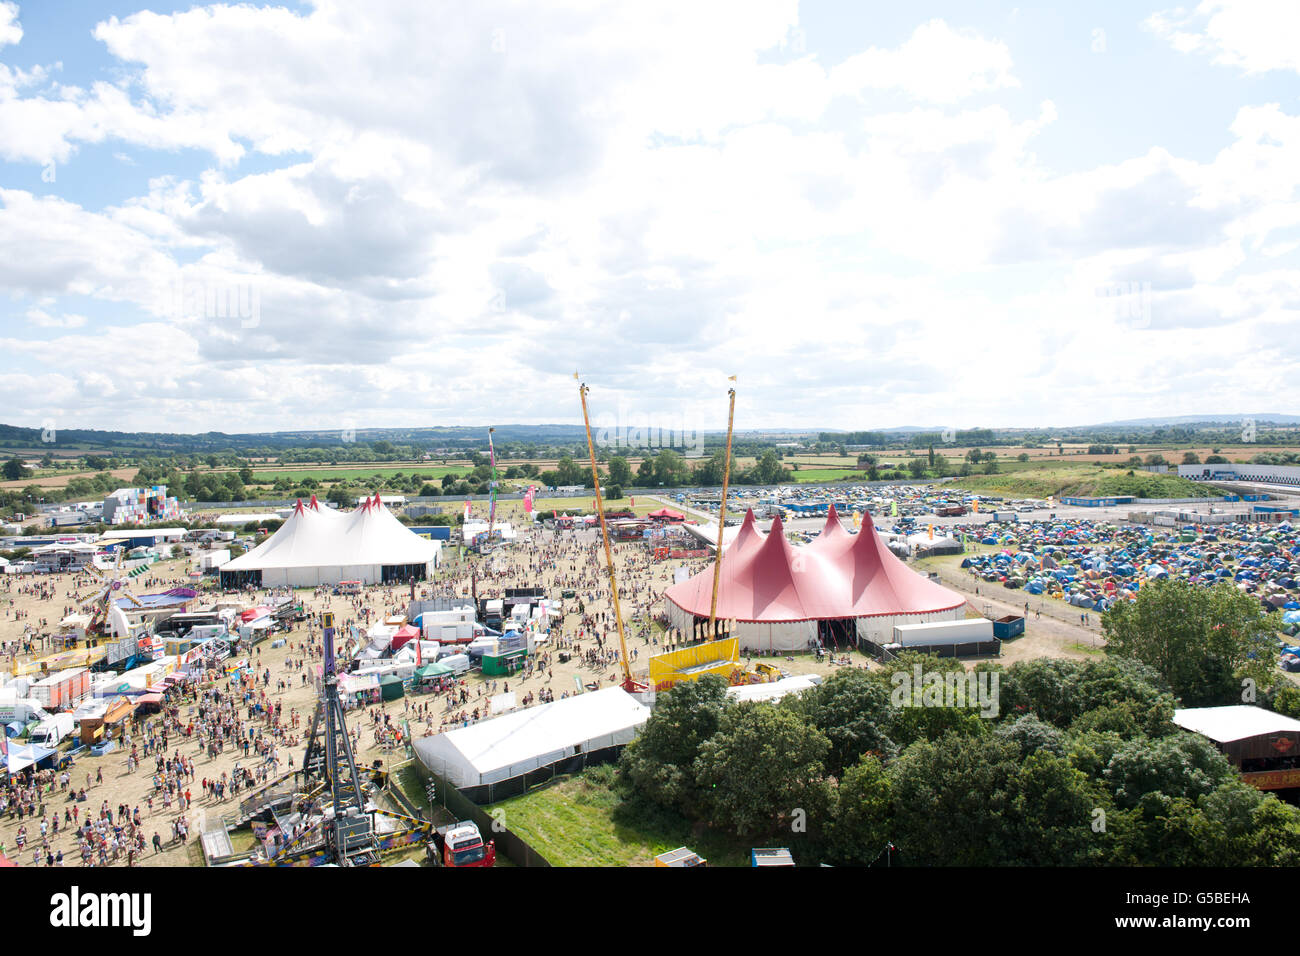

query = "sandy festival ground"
[0,516,1105,867]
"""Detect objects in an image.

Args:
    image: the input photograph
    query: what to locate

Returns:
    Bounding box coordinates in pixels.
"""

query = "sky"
[1,0,1299,437]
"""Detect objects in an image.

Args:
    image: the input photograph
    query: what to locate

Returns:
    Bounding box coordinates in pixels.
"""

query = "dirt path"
[915,555,1105,664]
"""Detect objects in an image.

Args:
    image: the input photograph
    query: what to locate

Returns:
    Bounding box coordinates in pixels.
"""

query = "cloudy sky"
[1,0,1298,436]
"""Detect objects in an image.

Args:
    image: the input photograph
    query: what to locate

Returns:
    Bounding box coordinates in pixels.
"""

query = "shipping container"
[29,667,91,711]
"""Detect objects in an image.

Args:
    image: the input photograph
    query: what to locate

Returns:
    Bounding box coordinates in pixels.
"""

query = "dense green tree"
[606,456,632,487]
[888,734,1019,866]
[1102,579,1280,706]
[1102,732,1235,810]
[797,668,897,775]
[996,656,1171,728]
[694,701,832,835]
[1069,698,1175,739]
[995,714,1067,758]
[555,456,584,486]
[827,755,893,865]
[617,676,729,816]
[1271,686,1300,719]
[2,458,29,481]
[1108,792,1215,866]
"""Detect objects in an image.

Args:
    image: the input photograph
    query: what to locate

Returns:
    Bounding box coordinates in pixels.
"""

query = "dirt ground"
[0,518,1112,868]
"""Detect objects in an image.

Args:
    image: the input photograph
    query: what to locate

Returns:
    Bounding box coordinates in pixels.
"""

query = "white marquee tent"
[414,687,650,790]
[219,494,440,588]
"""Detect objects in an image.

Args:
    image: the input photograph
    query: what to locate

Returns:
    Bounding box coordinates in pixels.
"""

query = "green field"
[247,464,474,484]
[947,465,1221,500]
[488,768,749,867]
[789,467,868,482]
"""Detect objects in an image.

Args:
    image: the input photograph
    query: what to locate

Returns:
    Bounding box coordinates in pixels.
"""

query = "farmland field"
[948,465,1221,499]
[789,467,866,482]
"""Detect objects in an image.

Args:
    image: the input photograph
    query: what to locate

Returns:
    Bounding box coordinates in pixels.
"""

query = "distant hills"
[1,413,1296,457]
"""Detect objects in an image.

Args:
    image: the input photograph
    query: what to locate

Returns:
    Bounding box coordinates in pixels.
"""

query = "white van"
[29,713,75,747]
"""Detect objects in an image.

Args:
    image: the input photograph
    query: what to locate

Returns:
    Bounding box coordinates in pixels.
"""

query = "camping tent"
[219,494,440,587]
[663,507,967,652]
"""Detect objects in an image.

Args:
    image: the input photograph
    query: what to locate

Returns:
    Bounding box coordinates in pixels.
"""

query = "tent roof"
[415,687,650,780]
[222,494,435,572]
[664,511,965,622]
[1173,705,1300,743]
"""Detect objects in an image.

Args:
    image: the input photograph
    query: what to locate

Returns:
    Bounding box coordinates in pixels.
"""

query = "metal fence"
[410,761,553,868]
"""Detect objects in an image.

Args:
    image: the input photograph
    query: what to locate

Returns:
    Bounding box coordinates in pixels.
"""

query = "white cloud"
[1146,1,1300,75]
[0,2,20,49]
[0,4,1297,430]
[830,19,1019,104]
[24,308,86,329]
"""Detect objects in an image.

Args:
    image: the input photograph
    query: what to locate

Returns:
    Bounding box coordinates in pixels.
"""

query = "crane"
[577,376,646,693]
[708,380,737,638]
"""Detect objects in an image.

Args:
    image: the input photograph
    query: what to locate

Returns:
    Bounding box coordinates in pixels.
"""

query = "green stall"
[481,649,528,677]
[378,674,406,702]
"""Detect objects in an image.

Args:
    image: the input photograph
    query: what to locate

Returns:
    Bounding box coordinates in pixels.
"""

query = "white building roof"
[414,686,650,788]
[727,674,822,703]
[1172,705,1300,743]
[98,528,186,540]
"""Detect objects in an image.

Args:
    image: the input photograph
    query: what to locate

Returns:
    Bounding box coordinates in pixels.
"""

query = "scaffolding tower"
[302,610,379,866]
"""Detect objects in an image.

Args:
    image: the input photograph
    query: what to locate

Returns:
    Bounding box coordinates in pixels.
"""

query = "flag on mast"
[486,427,499,538]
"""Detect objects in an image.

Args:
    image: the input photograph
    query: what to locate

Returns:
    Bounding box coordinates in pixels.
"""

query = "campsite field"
[488,766,750,867]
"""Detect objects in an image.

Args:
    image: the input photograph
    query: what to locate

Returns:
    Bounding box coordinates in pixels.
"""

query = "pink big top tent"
[662,505,967,652]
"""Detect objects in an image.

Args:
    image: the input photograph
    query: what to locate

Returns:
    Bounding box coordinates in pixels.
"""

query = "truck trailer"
[875,619,1000,659]
[29,667,91,711]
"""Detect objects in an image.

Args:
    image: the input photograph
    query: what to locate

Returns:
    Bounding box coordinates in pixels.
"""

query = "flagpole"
[708,380,737,639]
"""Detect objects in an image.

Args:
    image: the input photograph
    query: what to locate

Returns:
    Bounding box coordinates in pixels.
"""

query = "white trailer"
[199,548,231,570]
[893,619,995,646]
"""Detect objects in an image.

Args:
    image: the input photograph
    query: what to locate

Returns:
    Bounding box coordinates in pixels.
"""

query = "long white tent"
[219,494,440,588]
[414,687,650,789]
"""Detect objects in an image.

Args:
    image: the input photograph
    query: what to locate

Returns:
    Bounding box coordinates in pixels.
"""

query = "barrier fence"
[410,761,554,868]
